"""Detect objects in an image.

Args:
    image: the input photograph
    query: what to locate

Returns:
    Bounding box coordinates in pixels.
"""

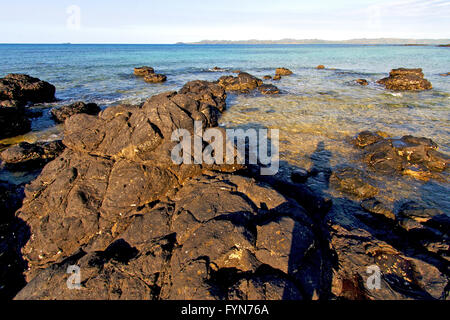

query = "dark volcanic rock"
[0,105,31,139]
[14,80,323,300]
[330,166,379,199]
[0,140,64,169]
[353,131,448,180]
[134,66,155,77]
[273,75,282,81]
[0,74,55,139]
[0,74,56,104]
[144,73,167,83]
[361,198,395,220]
[217,72,263,93]
[377,68,432,91]
[258,84,280,95]
[275,68,293,76]
[51,102,101,123]
[356,79,369,86]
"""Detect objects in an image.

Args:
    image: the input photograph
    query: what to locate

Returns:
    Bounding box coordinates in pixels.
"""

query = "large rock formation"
[14,80,319,300]
[51,102,101,123]
[10,83,449,301]
[0,74,56,139]
[377,68,432,91]
[0,74,56,105]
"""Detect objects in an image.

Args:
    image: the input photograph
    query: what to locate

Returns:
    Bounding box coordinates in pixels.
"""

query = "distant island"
[179,38,450,45]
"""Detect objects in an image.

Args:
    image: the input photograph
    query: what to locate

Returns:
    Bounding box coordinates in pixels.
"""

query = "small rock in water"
[439,72,450,76]
[275,68,293,76]
[356,79,368,86]
[257,84,280,95]
[263,75,272,80]
[273,75,282,81]
[134,66,155,77]
[144,73,167,83]
[361,198,396,220]
[330,166,379,199]
[377,68,432,91]
[217,72,263,93]
[291,168,309,183]
[316,65,325,70]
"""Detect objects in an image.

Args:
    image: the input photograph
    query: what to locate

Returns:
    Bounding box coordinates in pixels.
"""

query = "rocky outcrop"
[0,140,64,169]
[144,74,167,83]
[275,68,293,76]
[134,66,155,77]
[51,102,101,123]
[258,84,280,95]
[134,66,167,83]
[217,72,279,95]
[217,72,263,93]
[377,68,432,91]
[352,131,448,180]
[0,74,56,105]
[14,80,320,300]
[0,74,56,139]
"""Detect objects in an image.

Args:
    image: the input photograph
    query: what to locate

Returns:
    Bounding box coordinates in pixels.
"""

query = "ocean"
[0,43,449,212]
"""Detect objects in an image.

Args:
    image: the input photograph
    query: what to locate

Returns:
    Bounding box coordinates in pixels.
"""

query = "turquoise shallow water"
[0,44,449,212]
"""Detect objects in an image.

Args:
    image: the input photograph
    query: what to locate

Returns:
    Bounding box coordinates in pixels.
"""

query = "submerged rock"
[275,68,293,76]
[273,75,282,81]
[258,84,280,95]
[356,79,369,86]
[51,101,101,123]
[353,131,448,179]
[330,166,379,199]
[0,140,64,169]
[377,68,432,91]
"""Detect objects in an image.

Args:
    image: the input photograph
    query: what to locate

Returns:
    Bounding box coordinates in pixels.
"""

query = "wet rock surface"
[377,68,432,91]
[51,102,101,123]
[352,131,448,180]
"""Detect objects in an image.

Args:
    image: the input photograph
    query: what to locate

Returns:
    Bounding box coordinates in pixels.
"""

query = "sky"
[0,0,449,43]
